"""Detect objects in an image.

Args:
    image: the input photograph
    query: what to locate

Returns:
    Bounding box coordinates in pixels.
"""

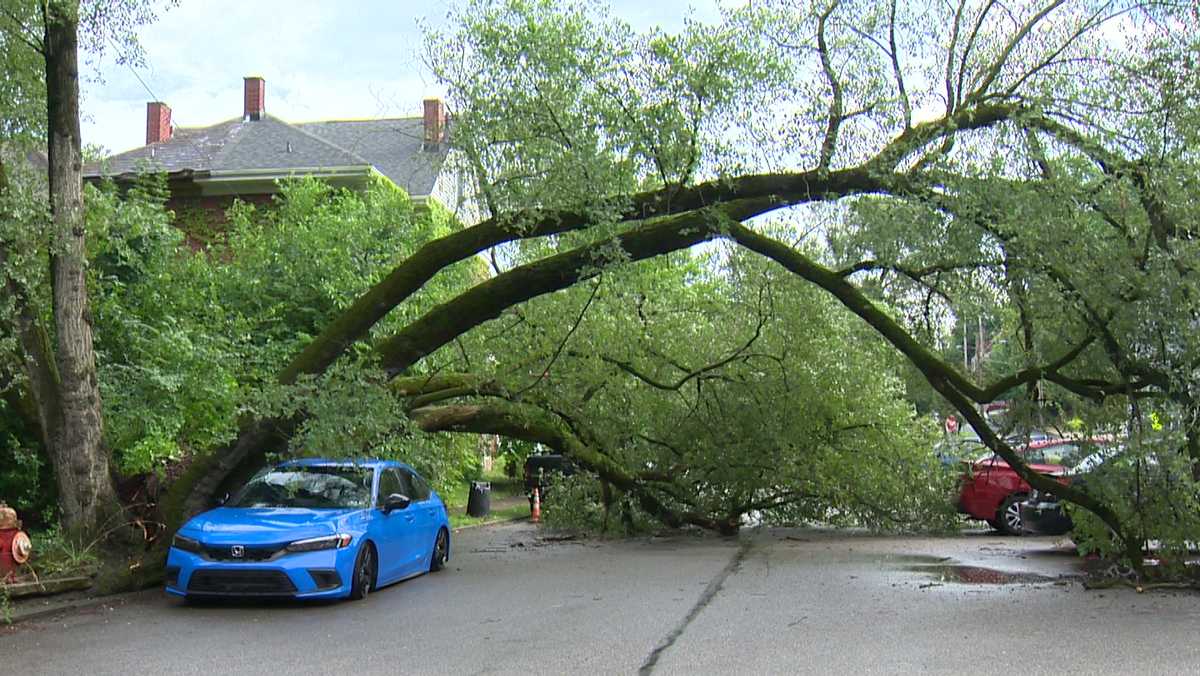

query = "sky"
[80,0,723,155]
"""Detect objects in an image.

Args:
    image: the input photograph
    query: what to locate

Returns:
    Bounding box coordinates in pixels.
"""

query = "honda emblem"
[231,545,245,558]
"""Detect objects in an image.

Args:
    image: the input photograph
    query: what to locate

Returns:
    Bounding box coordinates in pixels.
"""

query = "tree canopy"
[3,0,1199,574]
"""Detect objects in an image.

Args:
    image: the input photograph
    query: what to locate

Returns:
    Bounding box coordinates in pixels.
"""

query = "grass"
[443,469,530,529]
[17,528,101,580]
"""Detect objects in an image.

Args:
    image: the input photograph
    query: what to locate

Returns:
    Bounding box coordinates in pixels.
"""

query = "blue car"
[166,459,450,601]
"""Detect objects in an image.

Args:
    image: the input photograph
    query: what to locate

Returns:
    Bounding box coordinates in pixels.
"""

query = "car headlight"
[285,534,353,553]
[172,533,203,553]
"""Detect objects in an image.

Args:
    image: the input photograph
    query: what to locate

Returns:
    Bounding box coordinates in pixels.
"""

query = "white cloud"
[80,1,722,154]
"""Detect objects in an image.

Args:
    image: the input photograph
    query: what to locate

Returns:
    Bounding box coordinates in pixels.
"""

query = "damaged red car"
[956,440,1075,535]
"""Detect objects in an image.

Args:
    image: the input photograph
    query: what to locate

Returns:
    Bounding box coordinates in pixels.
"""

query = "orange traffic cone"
[531,487,542,523]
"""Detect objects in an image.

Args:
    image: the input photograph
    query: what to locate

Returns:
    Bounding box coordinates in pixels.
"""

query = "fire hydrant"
[0,502,32,582]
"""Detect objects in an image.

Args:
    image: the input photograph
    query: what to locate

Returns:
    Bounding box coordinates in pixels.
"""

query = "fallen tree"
[142,1,1199,573]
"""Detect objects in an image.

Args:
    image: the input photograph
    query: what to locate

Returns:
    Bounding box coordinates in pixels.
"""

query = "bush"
[542,473,655,535]
[1068,432,1200,569]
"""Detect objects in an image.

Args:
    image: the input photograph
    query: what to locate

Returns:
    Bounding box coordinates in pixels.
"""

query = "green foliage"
[542,473,655,535]
[76,175,481,488]
[1068,425,1200,569]
[86,176,241,475]
[427,0,786,217]
[252,360,481,494]
[0,420,51,520]
[26,527,101,579]
[433,239,951,532]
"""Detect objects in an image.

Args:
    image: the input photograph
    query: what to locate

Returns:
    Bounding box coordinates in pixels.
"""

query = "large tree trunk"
[42,0,122,538]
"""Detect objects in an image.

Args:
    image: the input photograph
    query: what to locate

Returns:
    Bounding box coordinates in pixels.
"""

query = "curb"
[451,514,530,533]
[4,588,151,628]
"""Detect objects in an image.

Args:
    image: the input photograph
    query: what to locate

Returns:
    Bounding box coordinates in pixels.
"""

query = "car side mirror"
[213,493,229,507]
[383,493,411,513]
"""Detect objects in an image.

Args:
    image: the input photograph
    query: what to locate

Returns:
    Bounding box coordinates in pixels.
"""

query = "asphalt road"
[4,522,1199,675]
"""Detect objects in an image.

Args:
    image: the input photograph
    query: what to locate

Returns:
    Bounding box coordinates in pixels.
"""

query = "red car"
[957,439,1074,535]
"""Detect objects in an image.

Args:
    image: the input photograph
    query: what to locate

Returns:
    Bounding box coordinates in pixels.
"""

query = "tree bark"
[42,0,122,538]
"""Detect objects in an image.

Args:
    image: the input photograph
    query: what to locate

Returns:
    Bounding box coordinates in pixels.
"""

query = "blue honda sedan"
[165,459,450,601]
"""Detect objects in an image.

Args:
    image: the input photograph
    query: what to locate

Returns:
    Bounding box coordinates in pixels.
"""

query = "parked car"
[936,430,1057,467]
[1021,444,1124,536]
[166,458,450,601]
[523,454,575,508]
[956,439,1084,535]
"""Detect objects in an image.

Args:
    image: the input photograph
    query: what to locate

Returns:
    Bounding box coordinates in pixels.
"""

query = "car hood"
[182,507,365,544]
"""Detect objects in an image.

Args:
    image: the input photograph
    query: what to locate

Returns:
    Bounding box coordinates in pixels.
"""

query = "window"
[406,470,431,501]
[395,468,417,499]
[378,469,402,503]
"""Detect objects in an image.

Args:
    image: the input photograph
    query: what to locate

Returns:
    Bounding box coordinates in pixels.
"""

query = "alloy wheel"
[1004,501,1023,533]
[431,530,448,572]
[358,546,373,598]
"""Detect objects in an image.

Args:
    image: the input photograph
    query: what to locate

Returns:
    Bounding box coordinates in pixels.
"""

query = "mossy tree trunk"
[0,0,126,540]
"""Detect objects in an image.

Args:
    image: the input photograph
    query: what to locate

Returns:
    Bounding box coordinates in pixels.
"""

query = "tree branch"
[887,0,911,128]
[965,0,1068,102]
[816,1,844,172]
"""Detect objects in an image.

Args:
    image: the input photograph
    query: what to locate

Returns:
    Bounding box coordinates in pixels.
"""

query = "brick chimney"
[423,98,446,150]
[146,102,172,144]
[244,76,265,121]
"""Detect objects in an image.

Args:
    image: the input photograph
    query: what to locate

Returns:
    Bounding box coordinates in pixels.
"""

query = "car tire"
[430,528,449,573]
[349,542,376,601]
[997,494,1028,536]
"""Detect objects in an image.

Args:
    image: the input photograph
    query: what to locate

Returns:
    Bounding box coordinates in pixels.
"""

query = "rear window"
[1027,444,1077,465]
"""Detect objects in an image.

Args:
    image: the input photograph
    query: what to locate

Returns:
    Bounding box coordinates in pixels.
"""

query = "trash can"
[466,481,491,517]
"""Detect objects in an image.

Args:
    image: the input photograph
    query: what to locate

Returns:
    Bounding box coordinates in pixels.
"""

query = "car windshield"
[226,465,373,509]
[1071,445,1130,474]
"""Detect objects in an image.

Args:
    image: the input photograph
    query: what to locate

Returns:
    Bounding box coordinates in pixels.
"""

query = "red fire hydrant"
[0,502,32,582]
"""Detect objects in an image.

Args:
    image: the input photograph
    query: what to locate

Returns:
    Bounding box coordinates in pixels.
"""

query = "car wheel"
[349,542,376,601]
[997,494,1027,536]
[429,528,449,573]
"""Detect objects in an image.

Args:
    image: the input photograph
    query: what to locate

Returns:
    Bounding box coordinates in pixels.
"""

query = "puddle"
[904,564,1060,584]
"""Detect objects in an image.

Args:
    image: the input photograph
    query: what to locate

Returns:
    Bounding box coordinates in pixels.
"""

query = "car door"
[396,467,435,572]
[977,455,1008,511]
[375,468,420,583]
[403,468,438,554]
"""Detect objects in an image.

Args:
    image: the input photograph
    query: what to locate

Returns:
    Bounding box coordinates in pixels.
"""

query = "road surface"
[4,522,1198,674]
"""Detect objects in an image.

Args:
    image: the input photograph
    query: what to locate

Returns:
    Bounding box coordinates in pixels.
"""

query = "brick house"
[84,76,474,226]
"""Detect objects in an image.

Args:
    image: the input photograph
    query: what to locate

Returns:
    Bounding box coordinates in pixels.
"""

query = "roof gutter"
[195,165,375,195]
[199,164,373,183]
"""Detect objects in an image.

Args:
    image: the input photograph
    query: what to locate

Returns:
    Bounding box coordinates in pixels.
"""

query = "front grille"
[187,569,297,596]
[201,543,286,562]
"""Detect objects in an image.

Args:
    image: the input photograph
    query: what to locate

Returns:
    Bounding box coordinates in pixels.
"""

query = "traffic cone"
[531,487,542,523]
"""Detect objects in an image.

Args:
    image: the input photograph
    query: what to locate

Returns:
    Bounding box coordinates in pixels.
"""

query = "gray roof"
[298,118,446,202]
[86,114,448,197]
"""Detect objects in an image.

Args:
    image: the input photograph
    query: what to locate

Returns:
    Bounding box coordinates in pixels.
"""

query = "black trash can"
[466,481,491,517]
